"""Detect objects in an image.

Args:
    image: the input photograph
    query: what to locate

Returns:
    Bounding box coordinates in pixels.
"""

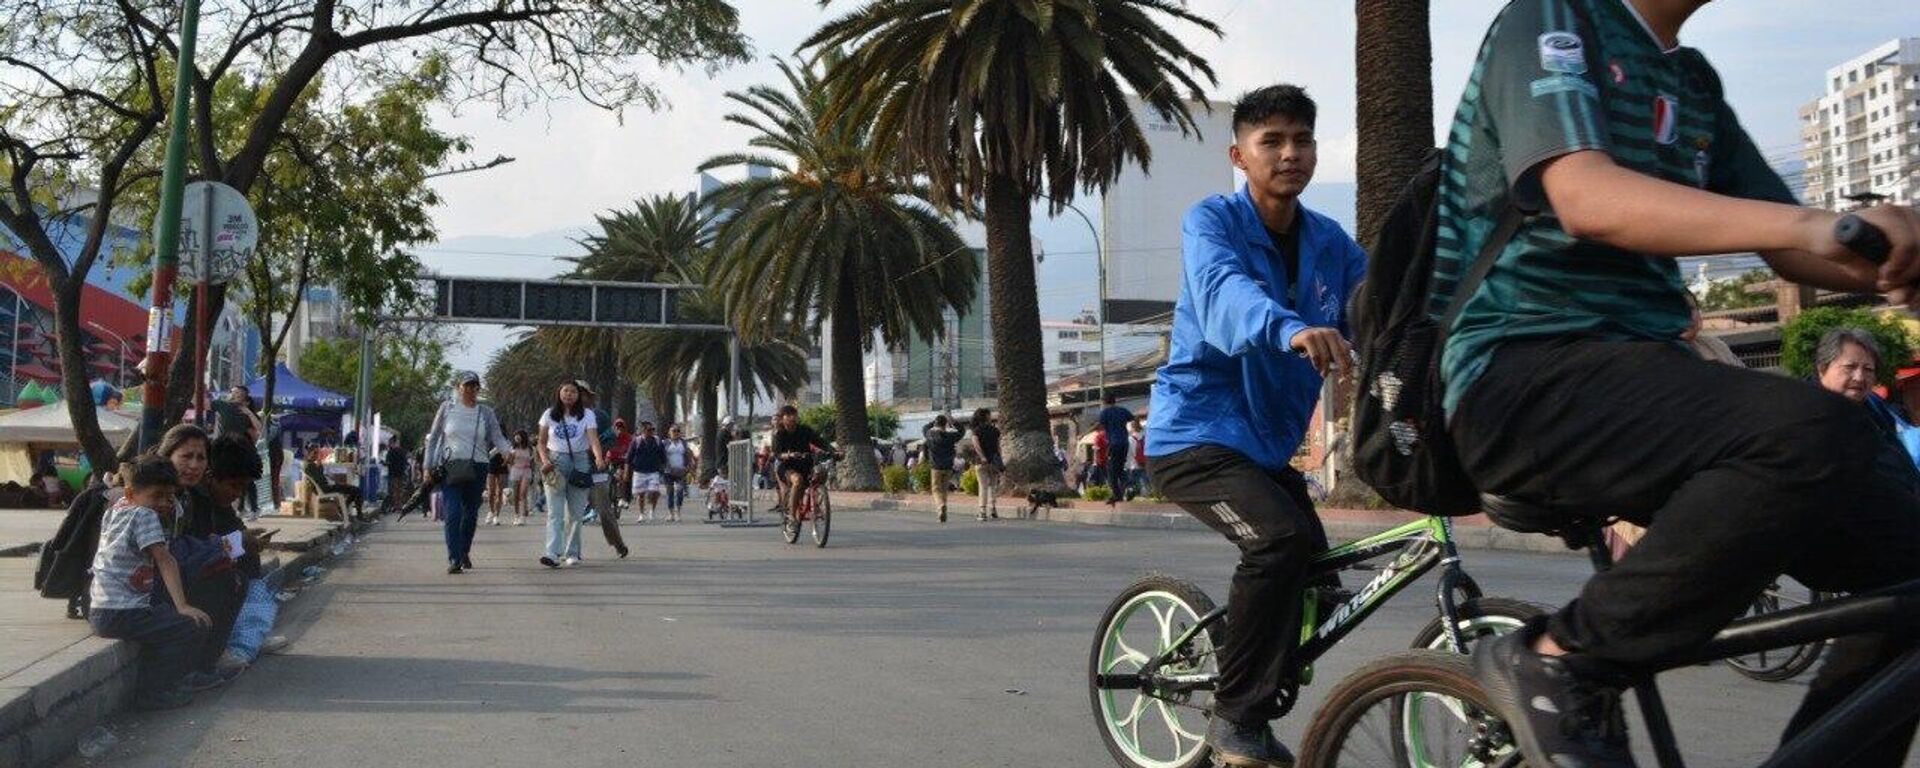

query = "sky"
[412,0,1919,373]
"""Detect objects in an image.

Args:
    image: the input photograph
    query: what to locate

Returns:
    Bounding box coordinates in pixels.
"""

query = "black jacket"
[33,485,118,599]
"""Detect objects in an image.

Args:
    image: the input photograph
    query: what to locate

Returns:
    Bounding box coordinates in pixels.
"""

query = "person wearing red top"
[607,419,634,506]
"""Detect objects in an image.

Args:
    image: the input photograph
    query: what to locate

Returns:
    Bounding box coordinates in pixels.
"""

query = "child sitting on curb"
[87,456,212,711]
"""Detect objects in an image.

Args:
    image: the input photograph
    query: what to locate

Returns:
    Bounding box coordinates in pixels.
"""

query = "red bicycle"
[778,453,838,547]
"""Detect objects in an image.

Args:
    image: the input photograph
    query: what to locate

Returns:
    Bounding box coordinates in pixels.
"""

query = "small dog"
[1023,489,1061,519]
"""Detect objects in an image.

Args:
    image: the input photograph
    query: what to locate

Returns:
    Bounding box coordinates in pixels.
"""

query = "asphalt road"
[61,510,1915,767]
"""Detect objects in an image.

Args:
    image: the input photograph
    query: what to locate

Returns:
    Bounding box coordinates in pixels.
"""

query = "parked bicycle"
[1087,516,1540,768]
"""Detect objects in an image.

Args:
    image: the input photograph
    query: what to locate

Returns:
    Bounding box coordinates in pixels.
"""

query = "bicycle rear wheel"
[1299,651,1519,768]
[811,486,831,547]
[1725,581,1829,682]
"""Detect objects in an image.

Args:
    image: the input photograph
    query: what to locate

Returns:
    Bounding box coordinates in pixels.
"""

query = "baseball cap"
[571,379,595,396]
[455,370,481,386]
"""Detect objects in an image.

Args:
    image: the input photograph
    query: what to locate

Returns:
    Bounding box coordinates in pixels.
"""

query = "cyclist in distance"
[1435,1,1920,765]
[1143,84,1367,768]
[769,404,834,517]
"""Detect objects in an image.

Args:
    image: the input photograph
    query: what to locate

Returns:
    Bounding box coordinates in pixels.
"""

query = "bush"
[798,403,903,443]
[1084,484,1113,502]
[910,461,931,492]
[881,465,909,494]
[959,467,979,495]
[1781,306,1913,386]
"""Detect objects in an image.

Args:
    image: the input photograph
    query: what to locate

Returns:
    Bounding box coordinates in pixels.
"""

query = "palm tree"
[805,0,1219,489]
[541,195,710,420]
[1355,0,1433,250]
[702,56,979,490]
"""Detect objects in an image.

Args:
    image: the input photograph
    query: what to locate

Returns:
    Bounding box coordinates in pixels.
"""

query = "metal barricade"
[716,438,777,528]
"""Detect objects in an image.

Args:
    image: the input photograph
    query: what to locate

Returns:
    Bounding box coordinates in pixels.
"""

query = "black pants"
[91,605,205,698]
[183,574,244,672]
[1453,339,1920,765]
[1106,451,1129,500]
[1148,445,1331,725]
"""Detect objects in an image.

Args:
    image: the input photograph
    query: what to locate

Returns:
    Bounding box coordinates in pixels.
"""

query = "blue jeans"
[544,454,589,560]
[91,604,204,698]
[441,478,485,564]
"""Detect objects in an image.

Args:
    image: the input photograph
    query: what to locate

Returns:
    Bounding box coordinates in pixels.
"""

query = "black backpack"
[1349,0,1602,515]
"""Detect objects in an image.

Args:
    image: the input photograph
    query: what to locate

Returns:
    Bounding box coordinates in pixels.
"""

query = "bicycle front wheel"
[811,486,831,547]
[780,502,800,544]
[1299,651,1518,768]
[1088,574,1220,768]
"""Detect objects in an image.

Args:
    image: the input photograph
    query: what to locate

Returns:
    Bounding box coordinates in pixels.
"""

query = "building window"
[1059,351,1081,365]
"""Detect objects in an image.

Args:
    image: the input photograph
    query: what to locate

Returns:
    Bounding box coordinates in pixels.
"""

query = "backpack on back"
[1349,0,1602,516]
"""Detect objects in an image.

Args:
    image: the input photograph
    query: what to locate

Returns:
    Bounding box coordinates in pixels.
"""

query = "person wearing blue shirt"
[1094,394,1133,507]
[1143,84,1365,768]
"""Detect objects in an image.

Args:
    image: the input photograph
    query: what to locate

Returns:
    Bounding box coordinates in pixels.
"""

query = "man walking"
[1094,394,1131,507]
[921,415,964,523]
[1145,84,1366,766]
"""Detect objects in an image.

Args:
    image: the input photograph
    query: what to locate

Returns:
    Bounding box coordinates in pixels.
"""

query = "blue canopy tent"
[246,363,351,412]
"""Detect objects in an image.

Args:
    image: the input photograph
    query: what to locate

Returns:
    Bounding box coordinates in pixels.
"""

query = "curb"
[842,497,1577,555]
[0,517,369,768]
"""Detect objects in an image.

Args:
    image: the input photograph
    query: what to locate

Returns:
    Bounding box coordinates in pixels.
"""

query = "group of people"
[419,373,707,574]
[34,423,285,711]
[1146,0,1920,758]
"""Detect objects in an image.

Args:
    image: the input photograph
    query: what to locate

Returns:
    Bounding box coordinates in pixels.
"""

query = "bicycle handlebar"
[1834,214,1892,265]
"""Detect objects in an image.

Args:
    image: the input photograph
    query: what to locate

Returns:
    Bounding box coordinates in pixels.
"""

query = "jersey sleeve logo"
[1538,31,1587,74]
[1652,93,1679,145]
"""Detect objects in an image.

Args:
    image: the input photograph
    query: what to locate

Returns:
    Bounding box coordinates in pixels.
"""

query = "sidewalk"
[0,508,363,768]
[830,491,1575,554]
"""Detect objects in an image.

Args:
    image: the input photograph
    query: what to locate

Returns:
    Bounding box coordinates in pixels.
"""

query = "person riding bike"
[1435,1,1920,765]
[770,405,836,518]
[1143,84,1367,768]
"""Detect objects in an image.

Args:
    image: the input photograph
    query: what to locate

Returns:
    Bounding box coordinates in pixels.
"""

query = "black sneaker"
[448,562,463,574]
[461,556,474,569]
[181,670,227,692]
[1205,716,1294,767]
[539,557,559,569]
[1471,626,1636,768]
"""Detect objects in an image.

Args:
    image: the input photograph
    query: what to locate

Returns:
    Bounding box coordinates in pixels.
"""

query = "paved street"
[59,510,1913,768]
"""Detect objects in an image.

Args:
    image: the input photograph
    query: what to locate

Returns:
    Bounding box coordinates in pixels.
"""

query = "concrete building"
[1799,38,1920,208]
[1100,94,1236,323]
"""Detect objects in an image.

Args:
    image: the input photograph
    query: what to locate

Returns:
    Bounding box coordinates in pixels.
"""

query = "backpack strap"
[1441,0,1610,339]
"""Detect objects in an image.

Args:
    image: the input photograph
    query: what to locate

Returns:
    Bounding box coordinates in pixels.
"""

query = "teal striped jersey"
[1431,0,1796,413]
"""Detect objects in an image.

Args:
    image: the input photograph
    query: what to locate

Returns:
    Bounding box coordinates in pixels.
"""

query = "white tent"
[0,406,139,445]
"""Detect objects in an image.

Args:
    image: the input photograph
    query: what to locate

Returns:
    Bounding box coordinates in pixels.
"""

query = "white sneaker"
[513,516,525,526]
[260,635,290,655]
[561,557,580,567]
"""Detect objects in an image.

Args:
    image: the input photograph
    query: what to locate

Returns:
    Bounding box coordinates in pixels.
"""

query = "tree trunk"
[51,278,118,472]
[1354,0,1433,252]
[697,384,721,484]
[828,282,881,490]
[982,172,1063,492]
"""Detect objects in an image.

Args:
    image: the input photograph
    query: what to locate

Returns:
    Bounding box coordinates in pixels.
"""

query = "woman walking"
[969,408,1003,520]
[424,371,512,574]
[507,431,535,526]
[662,424,697,522]
[537,380,605,568]
[484,449,508,525]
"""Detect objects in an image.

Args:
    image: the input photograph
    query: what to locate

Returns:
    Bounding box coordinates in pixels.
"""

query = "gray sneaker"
[180,670,227,692]
[1205,716,1294,768]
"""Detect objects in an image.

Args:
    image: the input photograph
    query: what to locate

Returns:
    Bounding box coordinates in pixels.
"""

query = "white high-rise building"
[1799,38,1920,208]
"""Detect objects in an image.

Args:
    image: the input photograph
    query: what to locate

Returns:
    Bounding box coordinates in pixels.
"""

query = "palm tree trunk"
[982,171,1061,491]
[1354,0,1433,252]
[828,280,881,490]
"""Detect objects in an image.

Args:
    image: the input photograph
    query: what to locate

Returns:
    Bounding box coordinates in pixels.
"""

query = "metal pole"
[191,187,213,424]
[727,331,741,419]
[1062,204,1105,401]
[136,0,203,452]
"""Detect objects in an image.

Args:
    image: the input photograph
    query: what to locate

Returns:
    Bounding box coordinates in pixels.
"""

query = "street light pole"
[1061,204,1105,402]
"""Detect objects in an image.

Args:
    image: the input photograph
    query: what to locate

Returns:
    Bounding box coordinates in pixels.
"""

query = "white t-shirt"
[665,439,690,471]
[538,409,598,456]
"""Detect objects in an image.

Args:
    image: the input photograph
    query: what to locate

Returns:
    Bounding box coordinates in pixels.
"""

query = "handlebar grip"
[1835,214,1892,265]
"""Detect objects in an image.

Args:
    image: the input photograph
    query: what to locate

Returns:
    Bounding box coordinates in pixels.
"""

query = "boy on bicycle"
[770,405,834,518]
[1144,84,1367,767]
[1438,1,1920,765]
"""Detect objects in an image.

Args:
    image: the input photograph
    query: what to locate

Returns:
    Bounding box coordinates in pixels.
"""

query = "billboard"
[1099,95,1235,324]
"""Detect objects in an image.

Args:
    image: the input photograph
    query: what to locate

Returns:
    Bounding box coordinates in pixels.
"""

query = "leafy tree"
[0,0,749,470]
[295,329,454,447]
[806,0,1219,489]
[1781,306,1913,386]
[703,56,976,490]
[1699,270,1775,312]
[797,403,900,445]
[484,333,567,438]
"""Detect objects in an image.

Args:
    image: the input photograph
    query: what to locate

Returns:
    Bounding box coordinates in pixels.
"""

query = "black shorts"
[778,460,814,481]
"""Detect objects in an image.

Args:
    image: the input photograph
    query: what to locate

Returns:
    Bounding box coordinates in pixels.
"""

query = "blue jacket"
[1145,186,1367,472]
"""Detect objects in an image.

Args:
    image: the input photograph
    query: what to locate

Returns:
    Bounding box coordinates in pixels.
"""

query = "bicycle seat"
[1480,493,1612,548]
